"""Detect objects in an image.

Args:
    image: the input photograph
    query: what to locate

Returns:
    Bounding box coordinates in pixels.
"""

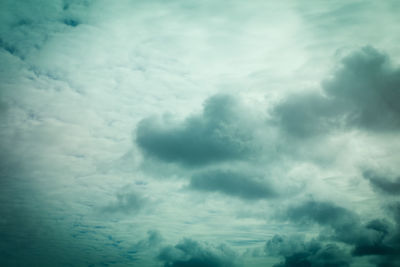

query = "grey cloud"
[63,18,80,27]
[137,230,163,248]
[189,170,277,200]
[363,170,400,195]
[136,47,400,170]
[272,92,340,138]
[273,46,400,138]
[0,38,17,56]
[266,235,351,267]
[282,200,400,266]
[136,94,256,166]
[324,46,400,131]
[370,202,400,267]
[284,200,359,243]
[158,238,239,267]
[129,230,163,255]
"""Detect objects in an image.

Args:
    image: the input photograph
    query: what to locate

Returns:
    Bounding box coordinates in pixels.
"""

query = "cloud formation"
[136,94,257,166]
[158,238,238,267]
[284,200,359,243]
[273,46,400,138]
[279,200,400,266]
[266,235,351,267]
[189,170,277,200]
[1,0,400,266]
[131,230,163,253]
[363,170,400,195]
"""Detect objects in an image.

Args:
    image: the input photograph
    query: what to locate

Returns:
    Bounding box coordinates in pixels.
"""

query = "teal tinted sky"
[1,1,400,266]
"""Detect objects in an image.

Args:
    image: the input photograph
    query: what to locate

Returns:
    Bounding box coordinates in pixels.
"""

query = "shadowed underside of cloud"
[266,235,351,267]
[363,170,400,195]
[136,94,256,166]
[274,46,400,138]
[157,238,238,267]
[189,170,277,200]
[278,200,400,266]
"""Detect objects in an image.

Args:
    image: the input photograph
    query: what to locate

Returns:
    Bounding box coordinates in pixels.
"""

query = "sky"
[1,0,400,266]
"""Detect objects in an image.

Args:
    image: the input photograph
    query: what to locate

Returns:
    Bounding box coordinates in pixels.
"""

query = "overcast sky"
[1,1,400,266]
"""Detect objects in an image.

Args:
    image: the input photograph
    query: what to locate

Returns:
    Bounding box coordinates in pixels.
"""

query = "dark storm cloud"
[158,238,238,267]
[363,170,400,195]
[136,94,256,166]
[280,200,400,266]
[273,46,400,138]
[265,235,351,267]
[189,170,277,200]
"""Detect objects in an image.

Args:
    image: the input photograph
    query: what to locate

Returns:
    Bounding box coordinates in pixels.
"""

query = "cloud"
[323,47,400,132]
[0,0,91,61]
[129,230,164,255]
[272,92,339,138]
[136,94,257,166]
[265,235,351,267]
[281,200,400,266]
[363,170,400,195]
[136,230,163,248]
[189,170,277,200]
[1,0,399,266]
[273,46,400,138]
[157,238,239,267]
[102,191,147,214]
[63,18,80,27]
[284,200,359,243]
